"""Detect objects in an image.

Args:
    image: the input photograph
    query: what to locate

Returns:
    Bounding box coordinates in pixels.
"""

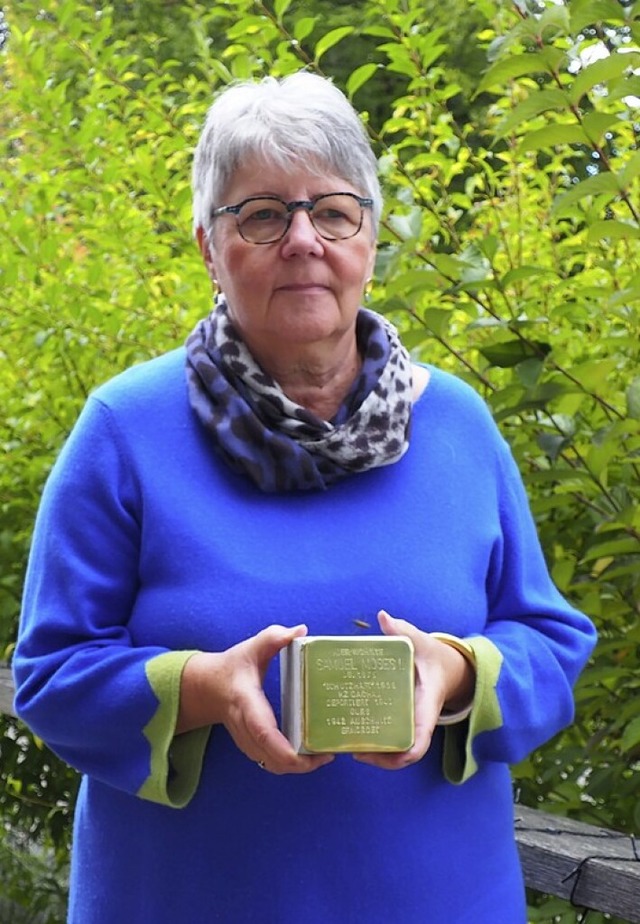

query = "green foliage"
[1,0,639,920]
[0,824,68,924]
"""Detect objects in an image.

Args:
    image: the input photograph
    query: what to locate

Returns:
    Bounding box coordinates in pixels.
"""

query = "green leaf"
[459,263,491,285]
[526,469,595,488]
[570,0,629,32]
[386,209,423,241]
[608,74,640,101]
[581,110,620,144]
[313,26,354,63]
[274,0,293,21]
[476,234,499,262]
[229,52,255,80]
[293,17,317,43]
[501,266,558,287]
[570,51,640,104]
[422,308,451,338]
[386,269,443,296]
[428,253,464,281]
[551,172,620,217]
[587,437,620,478]
[479,339,551,368]
[476,50,565,96]
[400,327,430,350]
[226,16,270,40]
[516,358,544,388]
[587,219,640,242]
[537,432,571,461]
[346,63,379,99]
[496,89,570,138]
[517,123,588,153]
[620,716,640,754]
[362,25,396,40]
[537,3,571,38]
[581,538,640,562]
[608,285,640,307]
[551,557,576,591]
[458,278,499,294]
[627,377,640,420]
[377,43,419,78]
[572,358,618,391]
[458,243,491,278]
[619,150,640,188]
[493,396,550,422]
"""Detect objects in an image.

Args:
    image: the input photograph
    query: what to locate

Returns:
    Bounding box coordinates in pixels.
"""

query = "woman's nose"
[280,209,324,256]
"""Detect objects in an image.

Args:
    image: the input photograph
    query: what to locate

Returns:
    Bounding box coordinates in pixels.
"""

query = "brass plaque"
[280,636,414,754]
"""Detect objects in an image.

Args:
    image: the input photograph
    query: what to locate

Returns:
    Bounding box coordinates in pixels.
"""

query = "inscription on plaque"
[280,636,415,754]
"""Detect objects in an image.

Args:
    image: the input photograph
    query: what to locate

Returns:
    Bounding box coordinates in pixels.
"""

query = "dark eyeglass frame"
[210,192,374,244]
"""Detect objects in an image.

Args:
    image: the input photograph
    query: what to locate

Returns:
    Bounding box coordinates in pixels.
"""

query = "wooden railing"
[1,664,638,921]
[516,804,639,922]
[0,665,13,720]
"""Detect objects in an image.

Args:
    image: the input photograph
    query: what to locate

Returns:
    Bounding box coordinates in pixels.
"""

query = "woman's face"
[199,157,376,361]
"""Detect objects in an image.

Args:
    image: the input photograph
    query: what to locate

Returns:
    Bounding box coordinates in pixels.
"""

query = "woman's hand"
[177,624,334,775]
[354,610,476,771]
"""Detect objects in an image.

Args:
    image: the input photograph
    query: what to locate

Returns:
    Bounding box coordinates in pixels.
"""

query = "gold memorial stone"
[280,636,415,754]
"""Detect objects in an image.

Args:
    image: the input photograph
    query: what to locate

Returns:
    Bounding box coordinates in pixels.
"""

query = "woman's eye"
[315,208,348,221]
[247,208,282,222]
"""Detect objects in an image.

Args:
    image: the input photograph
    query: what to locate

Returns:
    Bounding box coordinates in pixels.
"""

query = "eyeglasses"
[210,192,374,245]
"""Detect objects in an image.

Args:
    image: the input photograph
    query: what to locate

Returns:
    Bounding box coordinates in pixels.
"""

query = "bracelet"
[429,632,476,726]
[429,632,476,667]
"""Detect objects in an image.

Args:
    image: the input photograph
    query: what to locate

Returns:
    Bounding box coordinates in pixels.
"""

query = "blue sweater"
[14,349,596,923]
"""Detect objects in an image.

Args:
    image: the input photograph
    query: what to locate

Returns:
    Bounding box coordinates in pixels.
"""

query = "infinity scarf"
[185,296,412,492]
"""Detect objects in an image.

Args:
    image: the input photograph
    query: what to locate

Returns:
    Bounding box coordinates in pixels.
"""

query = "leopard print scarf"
[185,296,412,492]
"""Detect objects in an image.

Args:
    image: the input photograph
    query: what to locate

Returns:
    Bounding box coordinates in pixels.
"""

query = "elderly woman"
[14,73,596,923]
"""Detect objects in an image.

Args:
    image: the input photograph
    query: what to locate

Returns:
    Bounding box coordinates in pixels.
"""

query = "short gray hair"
[192,72,382,238]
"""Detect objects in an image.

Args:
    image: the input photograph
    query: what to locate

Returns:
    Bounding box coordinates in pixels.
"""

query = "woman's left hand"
[353,610,475,771]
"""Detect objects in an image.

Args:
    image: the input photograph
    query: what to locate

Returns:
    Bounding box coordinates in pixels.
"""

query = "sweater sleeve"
[13,396,210,807]
[441,439,597,784]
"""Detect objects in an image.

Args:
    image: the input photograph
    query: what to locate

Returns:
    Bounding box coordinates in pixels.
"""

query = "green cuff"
[138,651,212,808]
[442,636,504,785]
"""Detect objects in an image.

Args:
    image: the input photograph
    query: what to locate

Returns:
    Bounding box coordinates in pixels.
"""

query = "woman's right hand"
[176,624,334,775]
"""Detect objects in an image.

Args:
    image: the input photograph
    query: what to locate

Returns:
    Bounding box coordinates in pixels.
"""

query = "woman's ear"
[196,226,218,285]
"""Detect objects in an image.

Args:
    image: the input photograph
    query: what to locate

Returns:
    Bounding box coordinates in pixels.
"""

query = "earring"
[364,278,374,303]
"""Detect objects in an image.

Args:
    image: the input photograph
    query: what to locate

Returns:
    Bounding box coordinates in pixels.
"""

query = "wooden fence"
[1,664,638,921]
[0,666,13,721]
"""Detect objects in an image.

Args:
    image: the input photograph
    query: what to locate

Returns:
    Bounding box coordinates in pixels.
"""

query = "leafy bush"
[1,0,638,920]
